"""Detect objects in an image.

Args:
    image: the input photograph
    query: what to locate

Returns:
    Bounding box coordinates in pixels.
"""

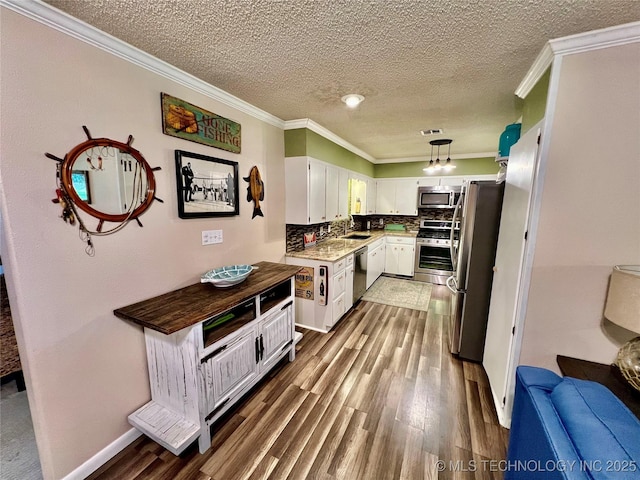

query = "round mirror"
[60,137,157,227]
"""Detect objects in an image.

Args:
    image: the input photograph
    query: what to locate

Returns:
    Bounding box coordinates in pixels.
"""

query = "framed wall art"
[161,93,241,153]
[174,150,239,218]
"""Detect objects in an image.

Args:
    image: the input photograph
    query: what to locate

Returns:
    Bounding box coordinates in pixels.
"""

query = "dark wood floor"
[89,285,508,480]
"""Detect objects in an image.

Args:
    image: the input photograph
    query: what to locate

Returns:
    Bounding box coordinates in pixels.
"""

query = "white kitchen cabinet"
[375,180,396,214]
[325,165,340,221]
[365,178,377,214]
[286,157,351,224]
[338,168,350,219]
[332,293,346,323]
[395,179,419,215]
[375,179,418,215]
[345,254,354,310]
[418,177,441,187]
[325,165,349,221]
[418,174,497,188]
[285,156,327,224]
[366,238,386,289]
[439,177,465,186]
[384,236,416,277]
[285,255,353,332]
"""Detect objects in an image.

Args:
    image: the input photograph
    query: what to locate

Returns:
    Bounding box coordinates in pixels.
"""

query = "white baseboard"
[294,323,329,334]
[61,428,141,480]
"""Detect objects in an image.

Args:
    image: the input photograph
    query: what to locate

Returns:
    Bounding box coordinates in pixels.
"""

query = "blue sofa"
[506,366,640,480]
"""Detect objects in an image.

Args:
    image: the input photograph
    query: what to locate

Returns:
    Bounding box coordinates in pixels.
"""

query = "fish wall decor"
[244,166,264,218]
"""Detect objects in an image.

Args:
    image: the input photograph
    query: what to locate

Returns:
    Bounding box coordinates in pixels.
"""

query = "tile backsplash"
[285,209,453,253]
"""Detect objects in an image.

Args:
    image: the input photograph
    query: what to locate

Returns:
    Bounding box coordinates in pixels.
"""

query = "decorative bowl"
[201,264,254,288]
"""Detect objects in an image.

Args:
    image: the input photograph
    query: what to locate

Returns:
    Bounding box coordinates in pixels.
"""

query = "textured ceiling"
[43,0,640,162]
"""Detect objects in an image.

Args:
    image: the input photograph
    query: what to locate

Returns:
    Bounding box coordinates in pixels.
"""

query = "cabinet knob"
[493,266,498,272]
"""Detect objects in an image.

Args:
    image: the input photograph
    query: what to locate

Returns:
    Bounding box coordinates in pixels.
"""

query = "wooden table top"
[114,261,302,335]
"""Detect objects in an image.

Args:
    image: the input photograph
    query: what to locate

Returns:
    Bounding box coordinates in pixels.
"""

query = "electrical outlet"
[202,229,223,245]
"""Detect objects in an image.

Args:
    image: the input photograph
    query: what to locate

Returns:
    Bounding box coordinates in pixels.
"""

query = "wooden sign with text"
[161,93,241,153]
[295,267,314,300]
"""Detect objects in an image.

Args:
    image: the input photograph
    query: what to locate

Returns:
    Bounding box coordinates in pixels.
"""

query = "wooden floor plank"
[90,284,508,480]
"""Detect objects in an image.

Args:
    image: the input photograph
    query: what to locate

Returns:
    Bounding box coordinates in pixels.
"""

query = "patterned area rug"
[361,276,432,311]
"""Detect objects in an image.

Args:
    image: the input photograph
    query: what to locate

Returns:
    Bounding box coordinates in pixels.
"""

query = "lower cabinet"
[366,239,386,289]
[345,254,354,309]
[260,305,294,371]
[384,237,416,277]
[285,254,354,333]
[202,329,258,416]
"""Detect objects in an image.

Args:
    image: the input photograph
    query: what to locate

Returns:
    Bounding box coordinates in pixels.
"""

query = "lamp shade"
[604,265,640,334]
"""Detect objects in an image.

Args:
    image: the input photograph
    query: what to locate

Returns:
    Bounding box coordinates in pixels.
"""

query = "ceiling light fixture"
[341,94,364,108]
[423,139,456,174]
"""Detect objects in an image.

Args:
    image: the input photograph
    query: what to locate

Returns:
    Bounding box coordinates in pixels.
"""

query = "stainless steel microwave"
[417,185,462,209]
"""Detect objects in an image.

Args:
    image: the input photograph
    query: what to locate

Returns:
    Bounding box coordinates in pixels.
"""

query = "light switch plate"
[202,229,223,245]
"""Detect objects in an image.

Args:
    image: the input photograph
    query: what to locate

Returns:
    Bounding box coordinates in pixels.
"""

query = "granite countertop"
[286,230,418,262]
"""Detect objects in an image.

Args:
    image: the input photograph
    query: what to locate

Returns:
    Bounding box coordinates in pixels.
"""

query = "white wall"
[519,42,640,372]
[0,9,285,479]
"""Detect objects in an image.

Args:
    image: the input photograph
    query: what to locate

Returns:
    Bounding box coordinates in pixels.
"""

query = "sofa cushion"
[507,367,589,479]
[550,377,640,480]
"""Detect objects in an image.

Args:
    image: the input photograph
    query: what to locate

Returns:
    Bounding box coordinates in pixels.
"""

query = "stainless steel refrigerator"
[446,181,505,362]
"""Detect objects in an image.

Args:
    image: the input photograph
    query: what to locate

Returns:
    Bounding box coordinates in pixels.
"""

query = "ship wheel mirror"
[46,126,163,255]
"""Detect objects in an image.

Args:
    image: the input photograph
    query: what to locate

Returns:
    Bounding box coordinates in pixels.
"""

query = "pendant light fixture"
[423,139,456,173]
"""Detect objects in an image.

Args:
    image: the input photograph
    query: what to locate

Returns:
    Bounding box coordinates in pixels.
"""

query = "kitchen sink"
[343,234,371,240]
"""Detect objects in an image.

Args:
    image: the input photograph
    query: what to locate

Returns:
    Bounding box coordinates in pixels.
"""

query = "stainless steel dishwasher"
[353,246,368,303]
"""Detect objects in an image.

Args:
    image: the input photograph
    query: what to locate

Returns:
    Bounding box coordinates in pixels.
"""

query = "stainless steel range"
[414,218,459,284]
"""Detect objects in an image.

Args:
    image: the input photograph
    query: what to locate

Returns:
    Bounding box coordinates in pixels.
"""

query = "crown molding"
[4,0,377,164]
[515,44,554,99]
[283,119,377,163]
[550,20,640,56]
[0,0,285,129]
[515,21,640,99]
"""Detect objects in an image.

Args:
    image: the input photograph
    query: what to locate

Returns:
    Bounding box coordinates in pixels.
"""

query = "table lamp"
[604,265,640,392]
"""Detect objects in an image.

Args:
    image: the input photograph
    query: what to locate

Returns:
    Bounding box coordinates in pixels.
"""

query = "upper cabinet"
[325,165,349,221]
[365,178,377,214]
[418,174,497,187]
[285,157,327,224]
[285,157,350,225]
[375,178,418,216]
[375,180,395,214]
[285,157,497,224]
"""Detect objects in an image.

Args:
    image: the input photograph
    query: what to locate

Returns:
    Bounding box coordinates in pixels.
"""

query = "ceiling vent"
[420,129,444,136]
